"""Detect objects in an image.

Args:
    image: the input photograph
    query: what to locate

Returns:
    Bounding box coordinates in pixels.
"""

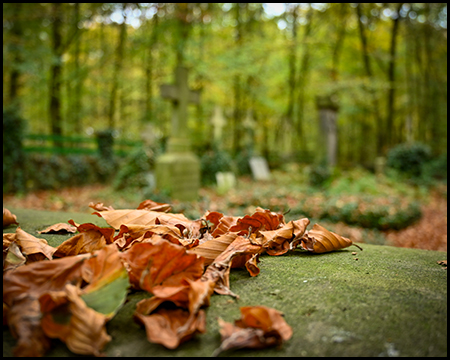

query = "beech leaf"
[213,305,293,356]
[3,208,18,228]
[301,223,363,253]
[37,222,77,234]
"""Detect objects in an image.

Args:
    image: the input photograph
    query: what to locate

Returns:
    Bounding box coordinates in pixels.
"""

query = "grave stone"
[316,95,339,167]
[215,171,236,195]
[211,105,226,146]
[155,66,201,201]
[249,156,271,181]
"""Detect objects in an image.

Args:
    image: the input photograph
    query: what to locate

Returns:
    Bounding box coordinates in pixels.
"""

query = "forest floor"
[3,177,447,252]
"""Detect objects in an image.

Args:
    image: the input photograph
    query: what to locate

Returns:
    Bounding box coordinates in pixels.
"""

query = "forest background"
[2,4,448,251]
[3,3,447,163]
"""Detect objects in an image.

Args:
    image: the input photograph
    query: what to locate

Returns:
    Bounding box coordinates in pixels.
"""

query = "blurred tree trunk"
[144,6,159,123]
[355,3,384,157]
[286,4,299,131]
[296,4,314,153]
[8,3,23,111]
[73,3,82,134]
[108,4,127,130]
[232,3,244,155]
[385,3,403,149]
[49,3,63,145]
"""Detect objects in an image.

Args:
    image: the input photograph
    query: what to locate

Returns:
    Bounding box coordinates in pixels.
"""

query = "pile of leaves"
[3,201,362,357]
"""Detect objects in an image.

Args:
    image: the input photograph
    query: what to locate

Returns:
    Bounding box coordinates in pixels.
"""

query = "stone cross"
[211,105,226,144]
[160,66,200,152]
[155,66,201,201]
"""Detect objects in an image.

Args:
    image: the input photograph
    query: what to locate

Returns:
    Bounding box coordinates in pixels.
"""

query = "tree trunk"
[108,4,127,130]
[8,3,23,111]
[286,4,298,129]
[49,3,63,145]
[144,8,159,123]
[296,4,313,153]
[356,3,384,156]
[385,3,403,148]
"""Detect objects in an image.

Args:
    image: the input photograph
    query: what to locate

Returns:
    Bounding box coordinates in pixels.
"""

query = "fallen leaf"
[202,236,263,297]
[6,295,51,357]
[300,223,363,253]
[213,305,292,356]
[120,240,204,291]
[229,208,285,236]
[38,222,77,234]
[40,284,111,356]
[3,208,18,228]
[15,227,56,262]
[53,221,115,257]
[134,307,206,349]
[188,232,239,265]
[137,199,172,212]
[88,202,115,212]
[260,218,310,256]
[3,241,26,271]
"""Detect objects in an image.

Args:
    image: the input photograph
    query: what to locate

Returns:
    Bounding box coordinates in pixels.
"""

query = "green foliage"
[25,154,106,190]
[386,142,432,178]
[307,164,332,188]
[200,147,234,186]
[113,147,154,190]
[3,108,27,193]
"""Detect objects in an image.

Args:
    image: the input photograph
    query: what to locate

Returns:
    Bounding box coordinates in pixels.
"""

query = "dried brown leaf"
[38,222,77,234]
[88,202,115,212]
[214,305,292,356]
[120,240,204,291]
[3,208,18,228]
[301,223,363,253]
[40,284,111,356]
[135,307,206,349]
[137,199,172,212]
[15,227,56,262]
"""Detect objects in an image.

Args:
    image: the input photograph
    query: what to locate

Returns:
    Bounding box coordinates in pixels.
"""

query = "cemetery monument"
[155,66,201,201]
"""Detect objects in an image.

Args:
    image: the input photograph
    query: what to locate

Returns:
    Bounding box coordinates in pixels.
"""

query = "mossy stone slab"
[3,208,447,357]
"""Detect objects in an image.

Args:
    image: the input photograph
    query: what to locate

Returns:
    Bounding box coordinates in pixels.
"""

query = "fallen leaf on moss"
[120,240,204,291]
[14,227,56,262]
[137,199,172,212]
[53,221,115,257]
[40,284,111,356]
[3,208,18,228]
[37,222,77,234]
[300,223,363,253]
[213,305,292,356]
[135,307,206,349]
[88,202,115,212]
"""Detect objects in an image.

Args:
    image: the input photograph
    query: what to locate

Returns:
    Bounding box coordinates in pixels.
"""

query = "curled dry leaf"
[113,223,183,250]
[38,222,77,234]
[189,232,239,265]
[14,227,56,262]
[260,218,310,256]
[53,221,115,257]
[135,307,206,349]
[300,223,363,253]
[120,240,204,291]
[205,211,239,238]
[88,202,115,212]
[202,236,263,297]
[229,207,285,236]
[137,199,172,212]
[3,208,18,228]
[213,305,293,356]
[40,284,111,356]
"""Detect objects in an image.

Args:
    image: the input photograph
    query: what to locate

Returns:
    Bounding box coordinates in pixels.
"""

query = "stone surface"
[3,208,447,357]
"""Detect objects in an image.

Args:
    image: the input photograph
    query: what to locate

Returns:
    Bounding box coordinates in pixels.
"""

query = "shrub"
[200,147,234,186]
[3,108,27,193]
[113,146,155,190]
[386,142,431,178]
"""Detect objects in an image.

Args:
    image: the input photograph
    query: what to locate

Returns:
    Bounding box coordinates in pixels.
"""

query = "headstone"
[249,156,271,181]
[215,171,236,195]
[211,105,226,145]
[316,95,339,167]
[375,156,386,176]
[243,109,256,150]
[155,66,201,201]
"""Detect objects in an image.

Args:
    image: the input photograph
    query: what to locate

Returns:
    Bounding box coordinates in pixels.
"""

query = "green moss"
[3,209,447,357]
